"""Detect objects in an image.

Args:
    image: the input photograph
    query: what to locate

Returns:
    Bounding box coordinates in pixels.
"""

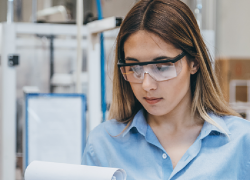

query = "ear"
[190,61,199,74]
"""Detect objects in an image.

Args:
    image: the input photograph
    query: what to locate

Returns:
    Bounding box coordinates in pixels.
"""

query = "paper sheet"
[25,161,127,180]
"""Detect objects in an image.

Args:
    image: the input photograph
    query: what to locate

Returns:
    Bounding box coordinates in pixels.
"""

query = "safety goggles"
[118,51,186,83]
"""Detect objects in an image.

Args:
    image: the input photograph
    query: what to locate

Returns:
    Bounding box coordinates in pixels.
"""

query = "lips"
[144,97,163,104]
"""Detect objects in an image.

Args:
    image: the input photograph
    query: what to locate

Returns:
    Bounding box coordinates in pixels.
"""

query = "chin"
[143,105,171,117]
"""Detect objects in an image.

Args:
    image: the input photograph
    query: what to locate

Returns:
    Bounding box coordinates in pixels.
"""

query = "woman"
[82,0,250,179]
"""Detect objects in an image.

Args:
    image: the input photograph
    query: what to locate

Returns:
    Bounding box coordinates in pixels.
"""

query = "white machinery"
[86,17,121,130]
[0,17,120,180]
[0,22,18,180]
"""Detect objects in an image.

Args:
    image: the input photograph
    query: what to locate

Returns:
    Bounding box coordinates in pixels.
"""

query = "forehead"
[123,30,181,60]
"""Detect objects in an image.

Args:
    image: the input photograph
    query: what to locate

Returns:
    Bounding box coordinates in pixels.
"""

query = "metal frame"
[86,17,119,131]
[0,23,17,180]
[229,80,250,120]
[229,80,250,103]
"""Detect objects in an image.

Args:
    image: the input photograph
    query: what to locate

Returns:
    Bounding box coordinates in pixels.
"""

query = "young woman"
[82,0,250,179]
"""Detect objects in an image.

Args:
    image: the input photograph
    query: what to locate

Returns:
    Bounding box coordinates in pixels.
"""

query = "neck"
[147,89,201,131]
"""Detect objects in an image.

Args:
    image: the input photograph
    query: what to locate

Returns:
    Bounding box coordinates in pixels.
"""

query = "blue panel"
[96,0,106,122]
[24,93,87,168]
[25,94,29,168]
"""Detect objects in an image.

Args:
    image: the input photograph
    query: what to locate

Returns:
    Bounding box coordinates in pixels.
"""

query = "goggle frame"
[117,51,186,67]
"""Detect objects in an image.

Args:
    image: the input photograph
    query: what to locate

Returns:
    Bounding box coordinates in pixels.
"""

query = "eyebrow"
[125,56,172,62]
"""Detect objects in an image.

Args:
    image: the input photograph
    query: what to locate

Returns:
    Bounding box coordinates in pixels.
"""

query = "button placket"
[162,153,167,159]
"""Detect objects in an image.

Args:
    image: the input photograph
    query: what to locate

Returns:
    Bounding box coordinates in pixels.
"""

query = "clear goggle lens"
[120,59,182,83]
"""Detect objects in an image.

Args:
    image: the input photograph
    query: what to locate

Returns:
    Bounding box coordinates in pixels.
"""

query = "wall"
[92,0,139,18]
[216,0,250,58]
[0,0,7,22]
[21,0,47,22]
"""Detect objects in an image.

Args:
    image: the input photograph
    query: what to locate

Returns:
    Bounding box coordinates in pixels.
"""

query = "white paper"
[25,161,127,180]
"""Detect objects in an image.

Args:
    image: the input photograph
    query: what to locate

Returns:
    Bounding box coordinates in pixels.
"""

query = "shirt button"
[162,153,167,159]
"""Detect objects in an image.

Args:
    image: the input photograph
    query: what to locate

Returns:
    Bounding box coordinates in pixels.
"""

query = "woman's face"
[123,30,196,117]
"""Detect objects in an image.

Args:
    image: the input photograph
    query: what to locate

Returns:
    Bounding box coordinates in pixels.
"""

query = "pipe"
[195,0,202,29]
[96,0,106,122]
[49,35,55,93]
[32,0,37,23]
[76,0,83,93]
[7,0,14,23]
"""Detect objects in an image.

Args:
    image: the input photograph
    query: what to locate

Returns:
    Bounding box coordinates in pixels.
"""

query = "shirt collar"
[199,113,231,139]
[123,109,147,137]
[123,109,231,139]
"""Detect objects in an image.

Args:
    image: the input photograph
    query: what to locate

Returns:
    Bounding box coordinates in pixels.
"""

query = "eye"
[156,62,174,71]
[128,66,133,71]
[131,65,143,72]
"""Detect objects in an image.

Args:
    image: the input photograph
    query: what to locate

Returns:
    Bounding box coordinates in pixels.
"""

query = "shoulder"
[222,116,250,175]
[223,115,250,136]
[221,115,250,146]
[82,119,126,166]
[87,119,127,145]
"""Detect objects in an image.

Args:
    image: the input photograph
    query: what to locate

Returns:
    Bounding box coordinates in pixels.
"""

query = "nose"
[142,73,157,92]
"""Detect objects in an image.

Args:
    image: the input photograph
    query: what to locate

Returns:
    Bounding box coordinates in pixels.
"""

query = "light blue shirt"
[82,109,250,180]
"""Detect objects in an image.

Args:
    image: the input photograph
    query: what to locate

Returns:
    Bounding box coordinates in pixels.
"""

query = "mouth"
[143,97,163,105]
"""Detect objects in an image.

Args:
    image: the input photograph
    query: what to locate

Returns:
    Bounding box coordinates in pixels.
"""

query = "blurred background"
[0,0,249,180]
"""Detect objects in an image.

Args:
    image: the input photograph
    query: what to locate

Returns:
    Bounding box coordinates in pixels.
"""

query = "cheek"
[129,83,142,98]
[162,66,191,102]
[159,76,190,99]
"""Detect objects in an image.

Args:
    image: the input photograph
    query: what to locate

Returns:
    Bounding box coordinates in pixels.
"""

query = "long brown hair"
[109,0,239,131]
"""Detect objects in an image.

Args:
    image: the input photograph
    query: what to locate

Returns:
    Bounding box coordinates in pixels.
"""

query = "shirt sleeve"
[241,132,250,178]
[81,137,98,166]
